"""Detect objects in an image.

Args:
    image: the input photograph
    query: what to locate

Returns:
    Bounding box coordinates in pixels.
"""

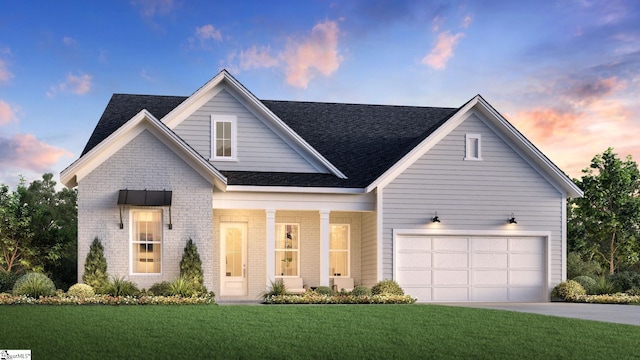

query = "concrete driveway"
[441,302,640,326]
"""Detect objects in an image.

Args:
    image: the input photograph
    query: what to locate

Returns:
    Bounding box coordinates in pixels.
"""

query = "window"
[211,115,237,160]
[330,224,350,277]
[131,210,162,274]
[275,224,299,277]
[465,134,482,160]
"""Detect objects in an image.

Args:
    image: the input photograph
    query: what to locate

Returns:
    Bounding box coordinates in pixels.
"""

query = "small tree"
[180,238,205,294]
[83,237,109,291]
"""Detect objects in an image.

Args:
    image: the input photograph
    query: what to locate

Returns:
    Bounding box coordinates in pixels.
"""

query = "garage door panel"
[434,270,468,285]
[396,270,431,285]
[510,238,544,252]
[434,253,468,268]
[510,287,544,302]
[473,238,508,251]
[475,287,509,302]
[511,270,544,286]
[474,270,508,285]
[397,237,432,251]
[511,253,543,269]
[397,252,431,268]
[474,253,508,268]
[434,287,469,301]
[405,287,432,301]
[434,237,468,251]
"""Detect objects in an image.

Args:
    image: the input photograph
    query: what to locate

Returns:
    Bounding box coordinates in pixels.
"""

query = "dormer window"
[211,115,237,160]
[464,133,482,161]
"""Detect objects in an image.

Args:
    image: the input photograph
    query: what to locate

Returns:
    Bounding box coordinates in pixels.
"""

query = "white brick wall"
[78,130,213,290]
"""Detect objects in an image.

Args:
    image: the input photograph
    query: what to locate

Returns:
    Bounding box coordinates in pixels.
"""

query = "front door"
[220,222,248,296]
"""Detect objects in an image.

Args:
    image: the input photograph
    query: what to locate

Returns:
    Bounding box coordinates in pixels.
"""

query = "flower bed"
[0,293,215,305]
[263,292,416,304]
[573,293,640,304]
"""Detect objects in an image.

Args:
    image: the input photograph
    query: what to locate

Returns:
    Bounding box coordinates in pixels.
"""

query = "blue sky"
[1,0,639,188]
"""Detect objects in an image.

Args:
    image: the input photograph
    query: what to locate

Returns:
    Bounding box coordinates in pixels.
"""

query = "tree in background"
[83,237,109,291]
[0,178,35,274]
[568,148,640,274]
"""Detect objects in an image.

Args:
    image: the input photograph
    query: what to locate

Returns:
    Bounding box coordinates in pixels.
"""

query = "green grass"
[1,304,638,359]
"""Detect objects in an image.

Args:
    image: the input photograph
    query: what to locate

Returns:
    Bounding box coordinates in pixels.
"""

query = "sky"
[1,0,639,188]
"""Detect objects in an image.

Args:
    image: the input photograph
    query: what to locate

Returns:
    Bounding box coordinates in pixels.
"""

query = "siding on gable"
[173,87,319,173]
[77,130,213,290]
[381,113,564,292]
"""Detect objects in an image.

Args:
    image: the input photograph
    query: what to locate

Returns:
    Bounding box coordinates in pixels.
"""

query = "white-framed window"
[275,224,299,277]
[211,114,237,160]
[131,209,162,274]
[329,224,350,277]
[464,133,482,161]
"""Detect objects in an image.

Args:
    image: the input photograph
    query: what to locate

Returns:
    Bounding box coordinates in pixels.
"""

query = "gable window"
[330,224,350,277]
[465,133,482,161]
[131,209,162,274]
[275,224,299,277]
[211,115,237,160]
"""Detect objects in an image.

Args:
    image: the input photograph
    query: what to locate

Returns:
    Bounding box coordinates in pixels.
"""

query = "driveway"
[441,302,640,326]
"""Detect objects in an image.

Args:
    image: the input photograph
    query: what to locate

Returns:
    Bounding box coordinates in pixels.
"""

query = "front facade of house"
[61,70,582,302]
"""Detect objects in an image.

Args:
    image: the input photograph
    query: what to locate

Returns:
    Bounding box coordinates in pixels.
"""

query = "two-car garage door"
[395,235,547,302]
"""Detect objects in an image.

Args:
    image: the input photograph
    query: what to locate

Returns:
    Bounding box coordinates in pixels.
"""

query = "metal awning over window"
[117,190,173,229]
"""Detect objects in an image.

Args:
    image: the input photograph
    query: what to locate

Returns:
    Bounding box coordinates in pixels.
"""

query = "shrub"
[591,276,616,295]
[351,286,371,297]
[0,271,19,293]
[83,237,109,292]
[67,283,95,298]
[572,275,597,294]
[104,276,140,297]
[608,271,640,293]
[180,238,207,295]
[551,280,585,301]
[148,281,173,296]
[170,277,197,297]
[627,286,640,296]
[371,279,404,296]
[567,252,603,279]
[261,280,286,300]
[12,272,56,298]
[315,286,333,295]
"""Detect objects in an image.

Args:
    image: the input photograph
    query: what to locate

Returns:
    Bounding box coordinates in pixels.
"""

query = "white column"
[266,209,276,286]
[319,210,331,287]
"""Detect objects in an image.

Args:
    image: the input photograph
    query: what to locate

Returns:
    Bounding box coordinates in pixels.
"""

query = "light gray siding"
[173,87,319,173]
[382,113,564,293]
[77,130,213,290]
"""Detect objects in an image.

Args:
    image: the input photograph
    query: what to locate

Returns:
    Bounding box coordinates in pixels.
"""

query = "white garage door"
[395,235,546,302]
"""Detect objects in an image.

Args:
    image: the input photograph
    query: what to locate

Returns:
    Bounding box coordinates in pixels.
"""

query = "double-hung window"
[275,224,299,277]
[131,209,162,274]
[211,115,237,160]
[329,224,350,277]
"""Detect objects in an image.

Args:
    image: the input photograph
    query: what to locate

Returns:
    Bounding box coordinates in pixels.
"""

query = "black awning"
[117,190,172,206]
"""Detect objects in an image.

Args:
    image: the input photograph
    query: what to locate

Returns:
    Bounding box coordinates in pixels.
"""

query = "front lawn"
[1,304,638,359]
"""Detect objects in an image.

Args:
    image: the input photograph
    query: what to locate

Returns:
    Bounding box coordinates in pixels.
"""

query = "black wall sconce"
[431,212,441,223]
[508,213,517,224]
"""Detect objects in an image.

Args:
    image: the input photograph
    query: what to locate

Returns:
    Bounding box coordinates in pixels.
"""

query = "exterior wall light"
[508,213,517,224]
[431,212,441,223]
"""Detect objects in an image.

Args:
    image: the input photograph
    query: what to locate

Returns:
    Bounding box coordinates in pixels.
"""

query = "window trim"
[130,208,163,275]
[211,114,237,161]
[464,133,482,161]
[274,223,301,278]
[329,224,350,278]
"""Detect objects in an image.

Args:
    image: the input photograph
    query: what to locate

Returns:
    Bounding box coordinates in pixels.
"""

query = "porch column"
[319,210,330,287]
[266,209,276,286]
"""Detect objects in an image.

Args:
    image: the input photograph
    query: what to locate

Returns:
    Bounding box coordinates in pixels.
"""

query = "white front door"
[220,222,248,296]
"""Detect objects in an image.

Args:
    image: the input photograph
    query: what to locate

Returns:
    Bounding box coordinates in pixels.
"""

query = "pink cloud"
[240,45,279,70]
[0,100,17,125]
[282,20,343,88]
[0,58,13,83]
[512,108,581,141]
[49,72,92,97]
[421,31,464,70]
[0,133,73,173]
[461,15,473,28]
[196,24,222,42]
[131,0,174,18]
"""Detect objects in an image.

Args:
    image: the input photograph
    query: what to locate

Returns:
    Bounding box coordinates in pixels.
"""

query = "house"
[60,70,582,302]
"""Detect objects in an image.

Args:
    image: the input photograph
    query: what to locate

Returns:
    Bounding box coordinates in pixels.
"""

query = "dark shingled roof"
[82,94,458,188]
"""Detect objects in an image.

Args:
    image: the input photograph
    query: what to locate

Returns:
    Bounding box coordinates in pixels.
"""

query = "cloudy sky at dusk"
[1,0,639,188]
